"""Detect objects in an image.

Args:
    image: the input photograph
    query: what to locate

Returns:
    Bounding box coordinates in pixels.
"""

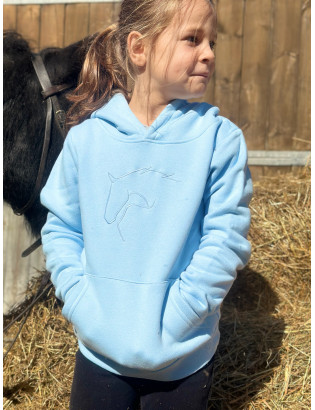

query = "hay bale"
[210,167,311,409]
[3,168,311,409]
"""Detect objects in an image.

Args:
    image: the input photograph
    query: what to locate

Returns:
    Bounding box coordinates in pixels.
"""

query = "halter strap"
[14,54,72,256]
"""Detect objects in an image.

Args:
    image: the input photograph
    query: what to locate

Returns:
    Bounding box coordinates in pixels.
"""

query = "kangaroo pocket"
[162,280,206,341]
[61,275,89,322]
[66,275,211,372]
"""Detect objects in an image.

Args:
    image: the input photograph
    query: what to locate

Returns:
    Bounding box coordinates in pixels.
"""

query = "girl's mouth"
[192,73,209,78]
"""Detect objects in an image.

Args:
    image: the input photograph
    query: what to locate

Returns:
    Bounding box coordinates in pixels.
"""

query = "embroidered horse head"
[104,167,179,241]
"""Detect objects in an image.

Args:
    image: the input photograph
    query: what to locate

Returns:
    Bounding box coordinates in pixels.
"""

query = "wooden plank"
[111,1,120,22]
[4,5,17,30]
[3,204,45,314]
[239,0,272,151]
[263,166,292,176]
[16,4,40,51]
[5,0,120,4]
[295,1,311,150]
[266,0,302,150]
[89,3,113,35]
[64,3,89,46]
[247,150,310,166]
[249,166,264,182]
[214,0,245,125]
[39,4,65,49]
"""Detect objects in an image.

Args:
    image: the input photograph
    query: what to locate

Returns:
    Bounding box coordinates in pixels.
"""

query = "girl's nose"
[201,42,215,63]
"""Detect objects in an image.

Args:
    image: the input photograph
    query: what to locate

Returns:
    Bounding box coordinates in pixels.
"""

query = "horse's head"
[3,31,93,237]
[40,35,95,116]
[104,173,129,224]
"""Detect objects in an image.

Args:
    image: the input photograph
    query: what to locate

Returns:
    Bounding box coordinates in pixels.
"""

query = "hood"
[91,93,220,143]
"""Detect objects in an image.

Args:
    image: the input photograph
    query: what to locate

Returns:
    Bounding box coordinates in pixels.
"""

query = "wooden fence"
[4,0,311,170]
[3,0,311,312]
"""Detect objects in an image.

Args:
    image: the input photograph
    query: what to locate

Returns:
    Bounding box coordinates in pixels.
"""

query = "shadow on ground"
[208,266,285,409]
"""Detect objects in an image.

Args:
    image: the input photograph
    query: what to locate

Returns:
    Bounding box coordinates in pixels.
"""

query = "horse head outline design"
[104,167,179,241]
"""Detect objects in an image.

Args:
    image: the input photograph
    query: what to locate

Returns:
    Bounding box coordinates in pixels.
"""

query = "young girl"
[40,0,252,408]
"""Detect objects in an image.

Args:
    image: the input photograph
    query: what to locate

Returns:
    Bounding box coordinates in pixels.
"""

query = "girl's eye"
[186,36,198,44]
[209,41,216,50]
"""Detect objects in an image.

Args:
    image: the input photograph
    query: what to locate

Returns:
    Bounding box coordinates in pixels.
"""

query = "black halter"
[14,54,73,256]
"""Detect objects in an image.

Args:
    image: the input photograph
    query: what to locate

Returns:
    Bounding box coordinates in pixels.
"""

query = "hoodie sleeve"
[168,120,252,327]
[40,131,84,303]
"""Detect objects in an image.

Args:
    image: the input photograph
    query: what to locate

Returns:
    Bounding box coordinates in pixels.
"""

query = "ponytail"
[66,0,192,130]
[66,24,129,129]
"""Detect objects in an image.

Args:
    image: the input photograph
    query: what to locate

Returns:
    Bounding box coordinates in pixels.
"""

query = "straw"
[3,167,311,409]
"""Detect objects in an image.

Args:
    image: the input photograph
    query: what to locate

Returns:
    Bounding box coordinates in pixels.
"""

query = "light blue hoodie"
[40,93,252,381]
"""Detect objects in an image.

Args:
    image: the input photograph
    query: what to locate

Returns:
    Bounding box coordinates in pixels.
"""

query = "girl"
[40,0,252,408]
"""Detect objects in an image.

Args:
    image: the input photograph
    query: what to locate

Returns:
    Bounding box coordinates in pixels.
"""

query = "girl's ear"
[127,31,147,68]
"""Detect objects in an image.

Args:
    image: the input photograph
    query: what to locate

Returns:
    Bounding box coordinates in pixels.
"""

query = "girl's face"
[147,0,217,105]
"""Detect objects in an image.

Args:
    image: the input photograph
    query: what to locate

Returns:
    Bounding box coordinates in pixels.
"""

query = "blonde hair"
[67,0,215,128]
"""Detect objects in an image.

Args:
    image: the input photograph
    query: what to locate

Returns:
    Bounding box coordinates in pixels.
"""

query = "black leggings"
[70,350,215,410]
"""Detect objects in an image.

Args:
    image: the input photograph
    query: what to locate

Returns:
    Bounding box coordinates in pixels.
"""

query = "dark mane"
[3,31,93,237]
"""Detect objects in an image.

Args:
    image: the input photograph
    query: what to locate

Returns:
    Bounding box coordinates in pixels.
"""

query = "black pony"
[4,31,93,239]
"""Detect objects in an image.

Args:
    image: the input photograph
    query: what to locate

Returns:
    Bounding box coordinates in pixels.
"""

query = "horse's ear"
[108,173,118,183]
